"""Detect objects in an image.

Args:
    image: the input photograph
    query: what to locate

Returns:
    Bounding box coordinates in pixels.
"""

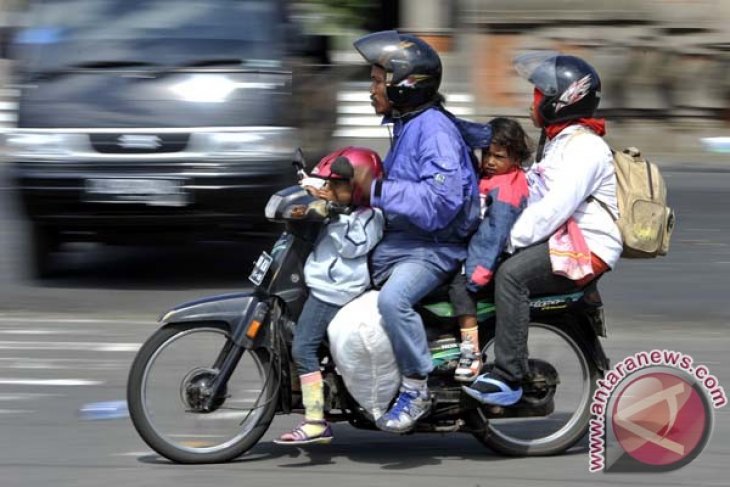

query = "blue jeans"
[377,261,449,378]
[291,295,341,376]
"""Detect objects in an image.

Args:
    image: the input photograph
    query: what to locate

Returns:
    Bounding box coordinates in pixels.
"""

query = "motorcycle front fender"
[158,291,270,348]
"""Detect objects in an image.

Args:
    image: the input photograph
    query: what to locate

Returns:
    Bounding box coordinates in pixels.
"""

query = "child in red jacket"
[450,117,532,382]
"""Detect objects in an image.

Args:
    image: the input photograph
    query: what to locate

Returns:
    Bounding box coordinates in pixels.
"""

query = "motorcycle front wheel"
[127,323,278,464]
[470,321,599,456]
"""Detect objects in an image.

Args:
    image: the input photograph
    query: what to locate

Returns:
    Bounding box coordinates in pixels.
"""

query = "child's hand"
[315,185,336,202]
[303,184,336,201]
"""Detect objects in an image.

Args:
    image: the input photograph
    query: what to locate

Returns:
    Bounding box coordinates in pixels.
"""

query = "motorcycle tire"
[469,321,600,456]
[127,322,279,464]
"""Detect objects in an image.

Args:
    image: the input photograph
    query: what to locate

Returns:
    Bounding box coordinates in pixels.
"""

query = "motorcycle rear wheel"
[470,321,599,456]
[127,323,278,463]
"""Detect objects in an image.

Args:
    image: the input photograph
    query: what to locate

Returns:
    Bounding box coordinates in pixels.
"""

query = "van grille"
[89,133,190,153]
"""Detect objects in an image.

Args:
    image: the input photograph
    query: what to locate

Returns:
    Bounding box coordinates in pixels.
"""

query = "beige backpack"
[591,147,675,258]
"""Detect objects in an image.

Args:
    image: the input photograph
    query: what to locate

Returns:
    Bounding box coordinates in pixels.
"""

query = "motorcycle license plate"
[248,251,273,286]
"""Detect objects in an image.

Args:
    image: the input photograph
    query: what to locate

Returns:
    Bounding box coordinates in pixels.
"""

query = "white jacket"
[305,207,384,306]
[509,125,622,268]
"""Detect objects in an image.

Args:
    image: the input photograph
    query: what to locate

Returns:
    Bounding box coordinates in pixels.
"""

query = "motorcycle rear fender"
[559,314,610,372]
[158,292,272,348]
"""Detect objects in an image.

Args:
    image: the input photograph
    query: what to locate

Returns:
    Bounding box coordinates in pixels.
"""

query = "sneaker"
[454,341,483,383]
[461,372,523,406]
[375,386,431,433]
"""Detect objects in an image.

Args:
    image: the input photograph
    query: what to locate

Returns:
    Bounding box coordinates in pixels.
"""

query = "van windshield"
[15,0,283,71]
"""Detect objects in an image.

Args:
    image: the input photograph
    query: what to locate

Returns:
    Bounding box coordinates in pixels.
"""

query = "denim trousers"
[377,261,449,378]
[291,294,341,376]
[493,242,580,383]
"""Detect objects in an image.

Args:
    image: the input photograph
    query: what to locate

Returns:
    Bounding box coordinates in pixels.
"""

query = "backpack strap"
[563,129,619,222]
[587,195,618,222]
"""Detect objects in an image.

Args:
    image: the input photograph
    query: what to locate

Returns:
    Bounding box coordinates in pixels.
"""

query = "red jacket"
[465,168,529,291]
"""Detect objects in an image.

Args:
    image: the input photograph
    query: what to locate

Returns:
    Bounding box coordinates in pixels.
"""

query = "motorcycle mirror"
[292,148,306,171]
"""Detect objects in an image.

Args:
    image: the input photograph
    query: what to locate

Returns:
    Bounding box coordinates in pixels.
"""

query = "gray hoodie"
[304,207,384,306]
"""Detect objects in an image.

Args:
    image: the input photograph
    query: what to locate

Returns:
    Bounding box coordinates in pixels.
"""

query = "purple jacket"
[369,107,481,284]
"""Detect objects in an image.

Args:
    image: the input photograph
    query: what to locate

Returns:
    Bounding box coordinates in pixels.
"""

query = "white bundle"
[327,290,401,419]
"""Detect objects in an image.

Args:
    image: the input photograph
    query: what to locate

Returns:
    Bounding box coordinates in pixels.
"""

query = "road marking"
[0,340,140,352]
[0,378,103,386]
[0,360,123,371]
[167,434,228,438]
[195,410,253,420]
[0,329,93,335]
[0,358,125,370]
[0,315,152,325]
[0,409,35,414]
[0,393,62,401]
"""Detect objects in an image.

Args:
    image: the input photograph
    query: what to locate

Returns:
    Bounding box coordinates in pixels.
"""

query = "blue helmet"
[515,51,602,124]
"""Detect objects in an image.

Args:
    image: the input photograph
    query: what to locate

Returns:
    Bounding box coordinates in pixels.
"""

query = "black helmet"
[354,30,442,109]
[514,51,601,124]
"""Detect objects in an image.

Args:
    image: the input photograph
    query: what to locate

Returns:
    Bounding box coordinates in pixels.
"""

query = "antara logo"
[117,134,162,150]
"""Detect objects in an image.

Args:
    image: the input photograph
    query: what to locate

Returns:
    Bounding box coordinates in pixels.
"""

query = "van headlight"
[4,132,78,159]
[193,128,297,158]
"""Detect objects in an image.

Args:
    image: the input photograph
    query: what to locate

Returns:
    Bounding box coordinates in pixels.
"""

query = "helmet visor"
[513,51,561,96]
[353,30,411,84]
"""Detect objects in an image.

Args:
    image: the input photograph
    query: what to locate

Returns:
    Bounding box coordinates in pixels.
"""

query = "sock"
[299,371,327,436]
[460,324,479,352]
[402,376,428,394]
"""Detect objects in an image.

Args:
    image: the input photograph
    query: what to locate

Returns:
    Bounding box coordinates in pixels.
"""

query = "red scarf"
[545,118,607,139]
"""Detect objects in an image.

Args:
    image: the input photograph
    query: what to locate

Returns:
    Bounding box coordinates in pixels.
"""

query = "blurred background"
[2,0,730,155]
[0,2,726,325]
[0,2,728,486]
[1,0,728,281]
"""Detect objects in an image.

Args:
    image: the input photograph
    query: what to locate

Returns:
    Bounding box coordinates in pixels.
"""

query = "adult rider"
[351,30,480,433]
[463,52,622,406]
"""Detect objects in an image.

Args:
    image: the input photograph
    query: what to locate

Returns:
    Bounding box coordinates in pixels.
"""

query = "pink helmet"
[311,146,384,206]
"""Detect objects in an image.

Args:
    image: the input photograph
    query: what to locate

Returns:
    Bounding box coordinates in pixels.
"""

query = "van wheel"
[30,224,59,279]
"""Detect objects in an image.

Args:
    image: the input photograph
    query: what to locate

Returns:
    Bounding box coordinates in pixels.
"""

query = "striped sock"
[299,371,326,437]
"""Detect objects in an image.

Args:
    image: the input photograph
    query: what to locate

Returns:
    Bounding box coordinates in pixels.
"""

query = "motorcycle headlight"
[194,128,297,158]
[4,132,79,159]
[265,194,283,220]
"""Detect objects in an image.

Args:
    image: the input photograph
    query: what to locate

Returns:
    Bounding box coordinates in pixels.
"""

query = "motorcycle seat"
[418,279,602,321]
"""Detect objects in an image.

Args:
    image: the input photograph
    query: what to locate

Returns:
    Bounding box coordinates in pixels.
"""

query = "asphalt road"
[0,165,728,486]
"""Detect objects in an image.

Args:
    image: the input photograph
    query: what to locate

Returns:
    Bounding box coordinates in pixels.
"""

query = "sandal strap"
[279,420,330,442]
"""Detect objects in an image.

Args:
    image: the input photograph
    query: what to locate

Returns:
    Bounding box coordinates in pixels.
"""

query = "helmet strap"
[391,98,440,120]
[535,130,547,162]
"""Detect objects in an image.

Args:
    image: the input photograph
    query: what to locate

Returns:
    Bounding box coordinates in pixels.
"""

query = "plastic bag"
[327,290,401,419]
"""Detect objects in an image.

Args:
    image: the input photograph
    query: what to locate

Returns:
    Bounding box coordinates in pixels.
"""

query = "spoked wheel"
[127,323,279,463]
[470,322,599,456]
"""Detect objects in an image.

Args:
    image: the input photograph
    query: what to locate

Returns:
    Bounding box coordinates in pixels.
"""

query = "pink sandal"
[273,420,333,446]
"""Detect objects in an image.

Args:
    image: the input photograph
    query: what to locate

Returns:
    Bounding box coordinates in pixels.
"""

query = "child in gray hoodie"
[275,147,384,446]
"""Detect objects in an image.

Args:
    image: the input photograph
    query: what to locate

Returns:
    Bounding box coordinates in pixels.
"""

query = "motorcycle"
[127,150,610,464]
